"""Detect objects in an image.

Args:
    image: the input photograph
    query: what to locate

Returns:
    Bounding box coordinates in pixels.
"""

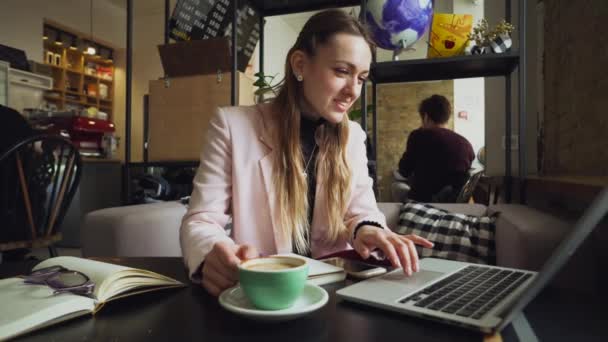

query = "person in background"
[397,94,474,202]
[180,9,434,296]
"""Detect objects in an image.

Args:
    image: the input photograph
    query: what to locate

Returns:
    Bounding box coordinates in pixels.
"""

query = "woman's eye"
[335,68,349,75]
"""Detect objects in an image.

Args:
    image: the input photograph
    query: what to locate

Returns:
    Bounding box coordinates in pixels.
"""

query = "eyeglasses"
[23,266,95,296]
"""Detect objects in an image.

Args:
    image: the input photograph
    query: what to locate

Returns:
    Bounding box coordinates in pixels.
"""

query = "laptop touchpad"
[382,269,445,287]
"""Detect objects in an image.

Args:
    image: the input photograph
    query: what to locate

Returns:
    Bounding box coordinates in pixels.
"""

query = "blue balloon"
[365,0,434,51]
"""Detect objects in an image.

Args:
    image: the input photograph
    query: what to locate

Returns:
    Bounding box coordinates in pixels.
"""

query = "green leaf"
[253,79,268,87]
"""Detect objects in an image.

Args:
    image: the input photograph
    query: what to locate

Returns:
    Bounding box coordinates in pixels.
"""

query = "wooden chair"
[431,169,484,203]
[0,135,81,257]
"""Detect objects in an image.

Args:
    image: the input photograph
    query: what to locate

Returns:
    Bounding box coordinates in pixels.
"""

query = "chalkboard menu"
[169,0,260,72]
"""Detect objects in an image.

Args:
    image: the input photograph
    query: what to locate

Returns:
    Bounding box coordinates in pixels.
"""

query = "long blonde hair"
[270,9,375,253]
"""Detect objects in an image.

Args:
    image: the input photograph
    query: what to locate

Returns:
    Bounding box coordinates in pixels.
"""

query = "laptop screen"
[498,187,608,331]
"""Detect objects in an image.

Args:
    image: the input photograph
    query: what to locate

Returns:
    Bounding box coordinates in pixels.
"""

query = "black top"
[297,115,383,256]
[398,127,474,202]
[298,114,323,255]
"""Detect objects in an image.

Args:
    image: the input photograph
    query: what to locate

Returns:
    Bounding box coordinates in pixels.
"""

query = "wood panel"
[148,72,254,162]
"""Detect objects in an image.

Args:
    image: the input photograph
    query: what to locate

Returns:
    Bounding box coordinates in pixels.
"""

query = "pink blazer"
[180,104,386,277]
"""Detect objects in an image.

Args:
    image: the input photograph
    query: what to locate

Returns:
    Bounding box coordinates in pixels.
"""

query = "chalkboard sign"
[169,0,260,72]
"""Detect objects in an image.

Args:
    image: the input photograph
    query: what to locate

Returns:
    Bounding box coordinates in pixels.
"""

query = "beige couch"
[82,201,593,292]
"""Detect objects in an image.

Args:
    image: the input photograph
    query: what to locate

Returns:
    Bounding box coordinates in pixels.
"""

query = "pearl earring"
[296,74,303,82]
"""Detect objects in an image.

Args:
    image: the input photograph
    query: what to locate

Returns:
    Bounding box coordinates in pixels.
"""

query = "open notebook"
[0,256,185,340]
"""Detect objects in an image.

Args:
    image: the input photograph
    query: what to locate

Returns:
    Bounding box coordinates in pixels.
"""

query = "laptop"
[337,188,608,334]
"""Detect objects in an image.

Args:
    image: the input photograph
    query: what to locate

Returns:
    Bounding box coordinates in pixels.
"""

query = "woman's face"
[296,33,372,124]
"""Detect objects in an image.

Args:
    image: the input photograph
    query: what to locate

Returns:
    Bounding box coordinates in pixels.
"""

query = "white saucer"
[218,283,329,321]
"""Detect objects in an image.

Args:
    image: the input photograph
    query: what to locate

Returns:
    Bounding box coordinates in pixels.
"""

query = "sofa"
[82,201,595,293]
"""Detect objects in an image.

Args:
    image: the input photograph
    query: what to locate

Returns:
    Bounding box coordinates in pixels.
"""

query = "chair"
[431,169,484,203]
[0,135,82,258]
[390,170,411,202]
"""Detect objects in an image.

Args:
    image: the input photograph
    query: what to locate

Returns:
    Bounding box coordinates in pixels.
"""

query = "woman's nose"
[343,78,359,97]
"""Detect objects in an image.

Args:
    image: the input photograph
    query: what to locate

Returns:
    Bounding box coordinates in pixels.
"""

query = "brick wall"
[542,0,608,176]
[370,81,454,201]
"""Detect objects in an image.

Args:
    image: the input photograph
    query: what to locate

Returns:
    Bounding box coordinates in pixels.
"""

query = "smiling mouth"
[334,100,351,111]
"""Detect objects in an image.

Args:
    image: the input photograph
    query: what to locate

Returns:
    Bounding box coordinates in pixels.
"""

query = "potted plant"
[253,72,280,103]
[466,19,515,55]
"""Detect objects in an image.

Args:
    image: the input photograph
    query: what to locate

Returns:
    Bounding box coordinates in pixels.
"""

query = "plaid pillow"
[396,202,497,265]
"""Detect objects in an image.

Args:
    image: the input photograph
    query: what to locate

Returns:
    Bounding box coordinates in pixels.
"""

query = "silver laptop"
[337,188,608,334]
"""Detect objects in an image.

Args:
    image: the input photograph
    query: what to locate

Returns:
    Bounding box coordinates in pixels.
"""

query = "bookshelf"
[42,23,114,121]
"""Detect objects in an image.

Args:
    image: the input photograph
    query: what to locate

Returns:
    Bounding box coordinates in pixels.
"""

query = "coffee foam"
[241,256,306,271]
[245,263,294,271]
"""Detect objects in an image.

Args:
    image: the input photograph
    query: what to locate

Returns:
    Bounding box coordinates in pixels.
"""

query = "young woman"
[180,9,433,296]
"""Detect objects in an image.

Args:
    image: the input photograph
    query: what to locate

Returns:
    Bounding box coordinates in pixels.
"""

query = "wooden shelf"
[44,95,62,101]
[370,52,520,84]
[65,98,84,105]
[46,63,63,70]
[66,69,82,75]
[43,22,115,121]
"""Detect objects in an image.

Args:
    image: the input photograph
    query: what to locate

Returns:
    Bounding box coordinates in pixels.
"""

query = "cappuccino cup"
[238,256,308,310]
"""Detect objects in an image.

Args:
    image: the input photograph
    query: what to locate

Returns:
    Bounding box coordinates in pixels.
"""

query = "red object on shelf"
[31,116,115,157]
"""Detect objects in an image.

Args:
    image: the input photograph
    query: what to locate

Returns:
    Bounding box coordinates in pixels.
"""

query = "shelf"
[370,52,520,84]
[44,95,62,101]
[66,69,82,75]
[249,0,359,16]
[65,90,82,96]
[65,98,84,105]
[45,63,63,70]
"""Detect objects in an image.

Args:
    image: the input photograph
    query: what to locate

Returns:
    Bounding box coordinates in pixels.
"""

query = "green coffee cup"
[238,256,309,310]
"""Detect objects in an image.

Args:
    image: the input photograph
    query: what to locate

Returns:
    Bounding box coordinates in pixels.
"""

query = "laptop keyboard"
[399,265,533,319]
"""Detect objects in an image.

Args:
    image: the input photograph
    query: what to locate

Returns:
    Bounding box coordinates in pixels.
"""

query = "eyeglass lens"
[46,271,89,288]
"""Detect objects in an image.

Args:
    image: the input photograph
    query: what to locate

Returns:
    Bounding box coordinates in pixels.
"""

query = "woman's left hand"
[353,225,434,276]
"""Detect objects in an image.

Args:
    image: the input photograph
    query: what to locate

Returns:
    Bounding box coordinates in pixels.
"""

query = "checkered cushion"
[396,202,497,265]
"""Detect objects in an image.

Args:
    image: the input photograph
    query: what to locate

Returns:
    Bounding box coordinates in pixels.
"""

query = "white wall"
[252,16,298,84]
[130,0,169,162]
[484,0,538,177]
[0,0,126,61]
[453,0,485,170]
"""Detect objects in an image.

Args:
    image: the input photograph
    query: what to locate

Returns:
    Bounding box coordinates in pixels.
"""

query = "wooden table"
[1,257,606,342]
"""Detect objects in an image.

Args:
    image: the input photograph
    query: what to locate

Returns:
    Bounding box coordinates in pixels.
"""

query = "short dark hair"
[418,95,451,124]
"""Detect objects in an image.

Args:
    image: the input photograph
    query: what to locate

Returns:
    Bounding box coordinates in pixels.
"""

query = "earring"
[296,74,303,82]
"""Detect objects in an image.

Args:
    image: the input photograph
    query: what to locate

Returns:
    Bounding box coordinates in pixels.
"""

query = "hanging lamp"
[85,0,97,55]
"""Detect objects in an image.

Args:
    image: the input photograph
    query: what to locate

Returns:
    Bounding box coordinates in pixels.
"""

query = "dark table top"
[1,257,606,342]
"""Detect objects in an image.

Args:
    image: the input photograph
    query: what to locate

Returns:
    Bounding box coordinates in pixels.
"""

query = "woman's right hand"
[201,241,259,296]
